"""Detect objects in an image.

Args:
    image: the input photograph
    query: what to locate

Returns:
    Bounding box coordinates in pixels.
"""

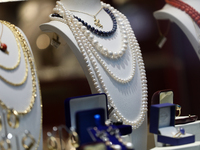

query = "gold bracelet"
[7,109,19,129]
[0,138,12,150]
[22,130,36,150]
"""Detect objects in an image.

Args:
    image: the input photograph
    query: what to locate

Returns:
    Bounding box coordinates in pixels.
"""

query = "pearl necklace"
[53,4,128,60]
[52,3,135,84]
[50,1,148,129]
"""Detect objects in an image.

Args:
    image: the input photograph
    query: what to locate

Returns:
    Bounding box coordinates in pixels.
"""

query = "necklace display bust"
[154,0,200,60]
[0,21,42,149]
[40,0,148,149]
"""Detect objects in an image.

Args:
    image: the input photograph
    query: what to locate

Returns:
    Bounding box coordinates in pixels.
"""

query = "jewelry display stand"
[153,0,200,60]
[40,0,148,149]
[0,22,42,149]
[153,121,200,149]
[151,141,200,150]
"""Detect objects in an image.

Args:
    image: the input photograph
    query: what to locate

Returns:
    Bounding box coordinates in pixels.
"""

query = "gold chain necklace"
[0,21,28,86]
[0,22,21,70]
[69,5,104,28]
[0,20,37,115]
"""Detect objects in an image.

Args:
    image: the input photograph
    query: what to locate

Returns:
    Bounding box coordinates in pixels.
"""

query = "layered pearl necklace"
[53,5,128,60]
[50,1,148,129]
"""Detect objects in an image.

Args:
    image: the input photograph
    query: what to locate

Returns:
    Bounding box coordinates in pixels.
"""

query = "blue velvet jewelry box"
[64,93,108,130]
[149,103,195,146]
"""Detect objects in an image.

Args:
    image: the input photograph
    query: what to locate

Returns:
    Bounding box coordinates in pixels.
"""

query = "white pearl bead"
[92,40,98,46]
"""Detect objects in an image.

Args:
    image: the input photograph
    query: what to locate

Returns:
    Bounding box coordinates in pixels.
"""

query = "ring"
[0,138,12,150]
[7,109,19,129]
[173,127,185,138]
[47,136,58,150]
[176,104,181,117]
[70,131,79,148]
[21,130,36,150]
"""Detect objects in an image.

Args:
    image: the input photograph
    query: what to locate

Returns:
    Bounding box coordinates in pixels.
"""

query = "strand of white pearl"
[54,1,136,84]
[53,3,128,60]
[104,5,148,127]
[51,1,148,129]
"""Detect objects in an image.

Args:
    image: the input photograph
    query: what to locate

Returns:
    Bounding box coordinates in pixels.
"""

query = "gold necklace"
[0,22,21,70]
[0,20,37,115]
[0,20,42,150]
[0,21,28,86]
[0,22,8,53]
[69,5,104,28]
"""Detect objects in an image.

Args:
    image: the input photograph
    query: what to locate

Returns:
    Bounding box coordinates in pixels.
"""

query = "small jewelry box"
[149,103,195,145]
[64,93,108,129]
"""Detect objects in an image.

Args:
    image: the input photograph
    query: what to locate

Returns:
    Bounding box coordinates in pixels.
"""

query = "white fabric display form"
[154,0,200,60]
[40,0,148,149]
[0,21,42,149]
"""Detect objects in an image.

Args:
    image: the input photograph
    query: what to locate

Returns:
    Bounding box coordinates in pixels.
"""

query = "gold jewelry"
[0,116,2,131]
[0,138,12,150]
[0,20,28,86]
[176,104,181,117]
[70,131,79,148]
[0,22,9,54]
[0,22,21,70]
[0,20,43,150]
[173,127,185,138]
[22,130,36,150]
[0,20,37,115]
[7,109,19,129]
[47,134,58,150]
[69,6,104,28]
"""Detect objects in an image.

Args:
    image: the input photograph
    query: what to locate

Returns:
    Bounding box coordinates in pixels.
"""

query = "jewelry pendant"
[94,17,103,28]
[0,42,7,52]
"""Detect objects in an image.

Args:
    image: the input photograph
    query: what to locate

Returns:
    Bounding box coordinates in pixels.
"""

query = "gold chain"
[0,22,21,70]
[69,5,103,18]
[69,6,104,28]
[0,20,37,115]
[0,21,28,86]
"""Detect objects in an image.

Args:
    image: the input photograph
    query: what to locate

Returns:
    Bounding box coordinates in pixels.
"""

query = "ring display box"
[150,103,195,146]
[64,93,108,145]
[64,93,108,129]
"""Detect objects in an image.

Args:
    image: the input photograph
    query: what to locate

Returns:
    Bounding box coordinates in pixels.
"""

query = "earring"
[0,116,2,131]
[0,136,12,150]
[70,131,79,148]
[21,130,35,150]
[7,109,19,129]
[47,132,58,150]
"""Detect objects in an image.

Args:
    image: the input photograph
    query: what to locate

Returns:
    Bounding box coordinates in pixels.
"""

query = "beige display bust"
[40,0,148,149]
[0,21,42,149]
[154,0,200,60]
